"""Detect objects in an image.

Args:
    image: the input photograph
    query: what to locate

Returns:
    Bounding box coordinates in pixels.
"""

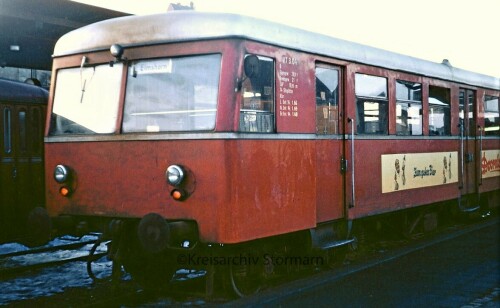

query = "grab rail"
[459,120,464,189]
[348,118,355,208]
[478,125,483,186]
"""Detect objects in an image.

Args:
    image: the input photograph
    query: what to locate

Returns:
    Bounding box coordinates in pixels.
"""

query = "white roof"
[54,12,499,90]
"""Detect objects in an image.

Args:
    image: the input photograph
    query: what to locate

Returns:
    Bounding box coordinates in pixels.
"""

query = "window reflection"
[51,63,123,135]
[396,80,422,136]
[123,54,221,133]
[239,55,275,133]
[315,66,339,134]
[355,74,388,134]
[19,110,27,152]
[484,95,499,136]
[3,108,11,153]
[429,86,450,136]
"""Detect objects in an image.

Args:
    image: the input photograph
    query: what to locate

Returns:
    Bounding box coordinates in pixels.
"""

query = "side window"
[32,108,42,154]
[396,80,422,135]
[484,95,499,136]
[3,107,11,154]
[355,74,388,134]
[239,55,275,133]
[315,66,339,134]
[429,86,451,136]
[19,110,27,153]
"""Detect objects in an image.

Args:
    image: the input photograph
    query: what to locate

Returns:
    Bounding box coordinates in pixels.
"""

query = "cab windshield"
[122,54,221,133]
[50,63,123,135]
[49,53,222,135]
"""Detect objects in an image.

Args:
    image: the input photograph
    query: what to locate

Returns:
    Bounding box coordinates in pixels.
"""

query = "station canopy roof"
[0,0,129,71]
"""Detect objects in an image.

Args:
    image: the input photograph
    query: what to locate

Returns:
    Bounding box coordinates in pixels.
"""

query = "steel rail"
[0,240,97,259]
[0,251,106,279]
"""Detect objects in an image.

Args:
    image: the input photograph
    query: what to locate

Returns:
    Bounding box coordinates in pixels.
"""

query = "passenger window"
[429,86,451,136]
[32,108,41,154]
[19,110,27,152]
[3,108,11,154]
[396,80,422,136]
[315,66,339,134]
[355,74,388,134]
[239,55,275,133]
[484,95,499,136]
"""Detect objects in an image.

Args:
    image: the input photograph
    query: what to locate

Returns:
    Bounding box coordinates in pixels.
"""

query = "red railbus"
[43,12,499,295]
[0,78,48,243]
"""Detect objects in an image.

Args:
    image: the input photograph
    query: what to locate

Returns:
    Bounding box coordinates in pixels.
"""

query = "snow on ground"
[0,234,112,305]
[0,234,207,305]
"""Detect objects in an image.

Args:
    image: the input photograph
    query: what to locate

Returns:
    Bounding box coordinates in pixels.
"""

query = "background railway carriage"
[0,78,48,243]
[44,12,500,295]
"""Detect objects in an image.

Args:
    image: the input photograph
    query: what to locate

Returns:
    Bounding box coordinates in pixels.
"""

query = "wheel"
[228,258,264,297]
[119,222,176,289]
[26,207,52,247]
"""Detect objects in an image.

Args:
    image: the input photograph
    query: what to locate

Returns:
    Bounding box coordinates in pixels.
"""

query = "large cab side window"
[355,74,388,134]
[239,55,275,133]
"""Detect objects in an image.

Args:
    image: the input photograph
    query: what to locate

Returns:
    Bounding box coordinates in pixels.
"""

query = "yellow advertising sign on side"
[381,152,459,193]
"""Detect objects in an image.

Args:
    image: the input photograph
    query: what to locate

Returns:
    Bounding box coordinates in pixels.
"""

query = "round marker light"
[59,186,71,197]
[166,165,185,186]
[171,189,183,200]
[54,165,69,183]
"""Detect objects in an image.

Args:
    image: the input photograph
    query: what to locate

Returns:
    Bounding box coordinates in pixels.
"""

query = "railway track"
[1,215,497,306]
[0,236,107,280]
[231,216,500,306]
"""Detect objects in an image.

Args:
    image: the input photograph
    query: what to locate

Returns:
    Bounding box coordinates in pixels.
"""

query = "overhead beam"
[0,10,85,29]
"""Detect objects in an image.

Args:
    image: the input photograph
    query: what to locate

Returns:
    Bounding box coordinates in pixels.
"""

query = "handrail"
[348,118,355,208]
[459,120,464,189]
[478,125,483,186]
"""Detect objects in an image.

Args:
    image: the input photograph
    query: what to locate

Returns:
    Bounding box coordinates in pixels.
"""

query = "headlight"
[54,164,69,183]
[166,165,185,186]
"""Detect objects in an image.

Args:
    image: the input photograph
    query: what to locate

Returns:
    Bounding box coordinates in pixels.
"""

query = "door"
[0,103,45,241]
[315,64,345,222]
[1,104,17,240]
[458,89,480,211]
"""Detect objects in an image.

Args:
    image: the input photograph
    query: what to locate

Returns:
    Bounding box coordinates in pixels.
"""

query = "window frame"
[483,95,499,136]
[3,107,12,154]
[354,73,389,135]
[122,53,222,133]
[315,64,340,135]
[428,85,451,136]
[239,54,276,133]
[395,79,423,136]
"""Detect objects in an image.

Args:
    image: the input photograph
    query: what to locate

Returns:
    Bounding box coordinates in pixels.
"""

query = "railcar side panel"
[349,139,464,218]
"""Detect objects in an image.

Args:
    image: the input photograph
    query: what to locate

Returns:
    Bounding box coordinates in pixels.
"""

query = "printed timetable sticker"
[278,56,300,118]
[381,152,459,193]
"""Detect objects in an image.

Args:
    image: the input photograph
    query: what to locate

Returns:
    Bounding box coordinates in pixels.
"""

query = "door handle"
[12,167,17,179]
